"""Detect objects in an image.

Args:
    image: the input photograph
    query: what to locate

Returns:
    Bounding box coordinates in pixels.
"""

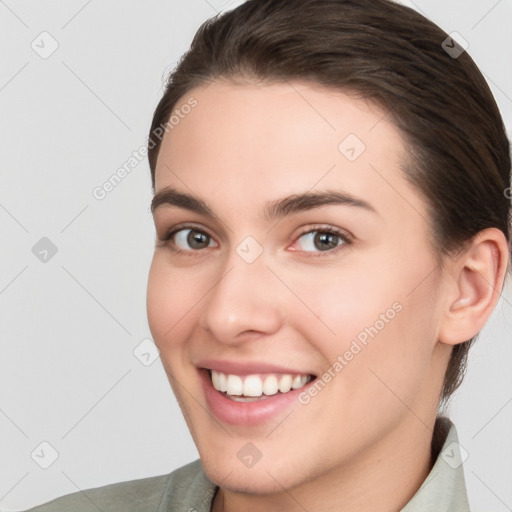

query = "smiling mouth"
[207,369,316,401]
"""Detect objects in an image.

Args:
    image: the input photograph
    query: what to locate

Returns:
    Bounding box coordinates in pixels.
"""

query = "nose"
[199,250,284,345]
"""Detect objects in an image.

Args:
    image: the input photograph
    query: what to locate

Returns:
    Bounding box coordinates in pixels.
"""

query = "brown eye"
[295,229,348,252]
[173,228,214,250]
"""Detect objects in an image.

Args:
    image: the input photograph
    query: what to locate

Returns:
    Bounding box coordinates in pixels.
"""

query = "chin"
[199,448,311,496]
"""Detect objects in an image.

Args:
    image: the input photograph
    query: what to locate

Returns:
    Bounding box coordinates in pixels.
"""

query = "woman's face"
[147,79,452,493]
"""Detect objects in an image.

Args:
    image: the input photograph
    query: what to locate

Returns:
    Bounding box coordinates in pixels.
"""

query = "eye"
[291,226,351,254]
[160,225,217,253]
[158,223,351,256]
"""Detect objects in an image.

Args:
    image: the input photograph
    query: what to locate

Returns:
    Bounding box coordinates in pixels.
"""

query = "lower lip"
[199,368,314,426]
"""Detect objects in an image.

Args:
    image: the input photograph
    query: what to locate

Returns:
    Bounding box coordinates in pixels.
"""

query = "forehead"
[157,79,400,162]
[154,79,423,223]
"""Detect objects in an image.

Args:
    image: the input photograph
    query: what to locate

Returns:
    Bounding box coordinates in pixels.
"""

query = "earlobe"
[438,228,509,346]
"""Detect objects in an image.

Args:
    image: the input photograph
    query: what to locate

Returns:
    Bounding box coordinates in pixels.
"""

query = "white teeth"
[218,372,227,392]
[243,375,263,397]
[211,370,219,390]
[226,374,243,395]
[262,375,279,395]
[210,370,312,397]
[278,374,292,393]
[292,375,302,389]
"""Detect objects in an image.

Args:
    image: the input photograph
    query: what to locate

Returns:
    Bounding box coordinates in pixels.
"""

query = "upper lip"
[196,359,316,376]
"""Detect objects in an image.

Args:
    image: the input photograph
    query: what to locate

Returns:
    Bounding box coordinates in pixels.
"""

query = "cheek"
[146,254,202,350]
[291,253,439,405]
[351,287,439,417]
[283,260,396,348]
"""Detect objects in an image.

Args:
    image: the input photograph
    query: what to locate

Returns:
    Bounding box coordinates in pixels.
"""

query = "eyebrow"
[150,187,378,222]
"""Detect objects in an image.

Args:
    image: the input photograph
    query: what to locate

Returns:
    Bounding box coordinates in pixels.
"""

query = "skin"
[146,79,508,511]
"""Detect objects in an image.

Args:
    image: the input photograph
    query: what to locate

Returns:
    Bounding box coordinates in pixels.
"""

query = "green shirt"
[24,416,470,511]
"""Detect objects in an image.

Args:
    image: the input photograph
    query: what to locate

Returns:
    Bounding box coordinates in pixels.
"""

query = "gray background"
[1,0,511,510]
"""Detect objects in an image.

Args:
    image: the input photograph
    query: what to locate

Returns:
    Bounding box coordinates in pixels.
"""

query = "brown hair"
[147,0,511,406]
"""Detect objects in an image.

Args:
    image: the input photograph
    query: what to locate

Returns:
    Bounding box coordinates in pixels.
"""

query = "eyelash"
[157,223,352,257]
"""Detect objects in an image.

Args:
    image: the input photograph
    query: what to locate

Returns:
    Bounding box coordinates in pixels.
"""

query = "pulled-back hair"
[147,0,511,405]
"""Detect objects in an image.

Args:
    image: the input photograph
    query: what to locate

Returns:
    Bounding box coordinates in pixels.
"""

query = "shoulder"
[23,459,212,512]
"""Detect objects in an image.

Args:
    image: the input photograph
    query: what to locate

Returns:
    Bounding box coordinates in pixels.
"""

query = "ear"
[438,228,510,346]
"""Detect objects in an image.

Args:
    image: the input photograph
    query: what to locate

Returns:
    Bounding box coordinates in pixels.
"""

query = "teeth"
[218,372,227,392]
[278,374,292,393]
[244,375,263,397]
[262,375,278,395]
[292,375,308,389]
[210,370,312,397]
[226,374,243,395]
[211,370,219,390]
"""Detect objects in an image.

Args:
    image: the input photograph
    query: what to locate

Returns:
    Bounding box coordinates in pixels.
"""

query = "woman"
[26,0,511,510]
